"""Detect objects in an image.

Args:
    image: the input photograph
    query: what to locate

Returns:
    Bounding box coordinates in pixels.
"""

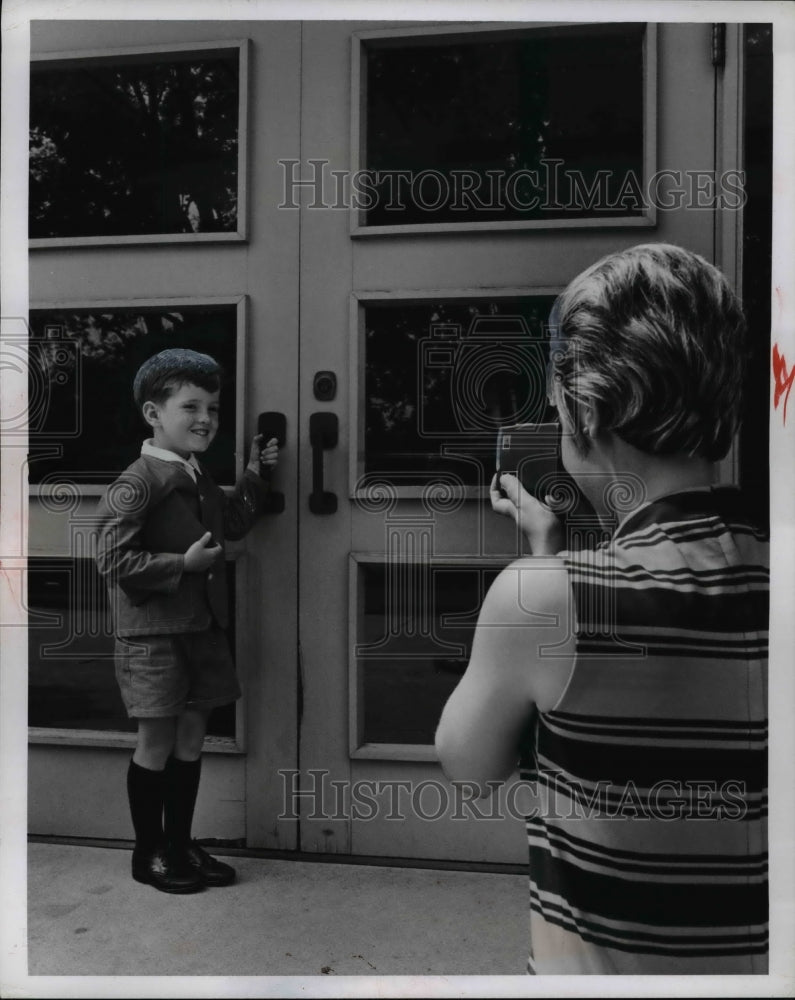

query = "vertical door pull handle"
[309,412,338,515]
[257,411,286,514]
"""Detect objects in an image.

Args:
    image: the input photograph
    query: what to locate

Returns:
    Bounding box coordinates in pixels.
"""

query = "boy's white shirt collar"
[141,439,202,482]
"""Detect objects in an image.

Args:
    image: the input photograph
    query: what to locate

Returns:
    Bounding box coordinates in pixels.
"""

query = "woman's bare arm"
[435,557,575,794]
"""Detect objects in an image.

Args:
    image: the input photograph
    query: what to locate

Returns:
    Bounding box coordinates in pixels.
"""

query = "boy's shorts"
[114,626,242,718]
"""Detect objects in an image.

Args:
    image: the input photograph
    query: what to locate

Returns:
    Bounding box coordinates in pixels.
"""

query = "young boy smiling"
[96,348,278,893]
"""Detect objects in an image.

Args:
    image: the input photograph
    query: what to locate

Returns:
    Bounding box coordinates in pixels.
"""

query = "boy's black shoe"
[131,843,204,894]
[181,840,236,887]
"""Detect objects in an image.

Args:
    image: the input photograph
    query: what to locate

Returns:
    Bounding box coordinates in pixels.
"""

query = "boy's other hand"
[184,531,223,572]
[246,433,280,475]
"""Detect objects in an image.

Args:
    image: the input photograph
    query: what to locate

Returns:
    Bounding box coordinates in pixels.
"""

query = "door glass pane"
[28,303,239,486]
[28,557,236,738]
[357,561,501,746]
[30,47,240,239]
[363,296,557,486]
[363,23,645,226]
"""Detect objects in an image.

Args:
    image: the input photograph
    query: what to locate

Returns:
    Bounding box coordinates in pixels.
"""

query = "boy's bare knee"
[174,707,210,760]
[134,717,177,769]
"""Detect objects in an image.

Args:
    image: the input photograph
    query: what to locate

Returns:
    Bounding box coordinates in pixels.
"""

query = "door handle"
[257,411,286,514]
[309,412,338,515]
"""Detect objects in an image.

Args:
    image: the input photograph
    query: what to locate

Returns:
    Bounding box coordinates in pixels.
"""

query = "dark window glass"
[364,297,557,486]
[30,49,239,239]
[28,304,238,485]
[363,24,645,225]
[358,563,501,745]
[28,558,236,738]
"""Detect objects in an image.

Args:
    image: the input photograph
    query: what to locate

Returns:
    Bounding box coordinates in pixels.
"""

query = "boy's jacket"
[95,454,269,636]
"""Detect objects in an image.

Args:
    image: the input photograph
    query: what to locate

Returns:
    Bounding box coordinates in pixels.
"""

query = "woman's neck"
[591,438,715,524]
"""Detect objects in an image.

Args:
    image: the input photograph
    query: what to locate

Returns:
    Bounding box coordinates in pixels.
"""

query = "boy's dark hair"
[133,348,222,409]
[549,243,747,461]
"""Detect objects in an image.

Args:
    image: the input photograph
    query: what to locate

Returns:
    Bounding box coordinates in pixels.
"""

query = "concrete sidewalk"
[27,842,529,977]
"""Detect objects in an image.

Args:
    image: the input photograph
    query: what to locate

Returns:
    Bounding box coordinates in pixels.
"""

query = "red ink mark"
[772,343,795,424]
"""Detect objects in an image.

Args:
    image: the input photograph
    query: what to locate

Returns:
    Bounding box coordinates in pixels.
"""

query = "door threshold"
[28,834,528,875]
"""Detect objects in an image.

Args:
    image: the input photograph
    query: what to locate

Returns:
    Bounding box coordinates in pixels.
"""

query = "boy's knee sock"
[127,759,165,852]
[163,756,202,847]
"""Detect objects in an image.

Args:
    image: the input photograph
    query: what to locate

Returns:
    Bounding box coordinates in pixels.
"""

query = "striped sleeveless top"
[519,487,768,974]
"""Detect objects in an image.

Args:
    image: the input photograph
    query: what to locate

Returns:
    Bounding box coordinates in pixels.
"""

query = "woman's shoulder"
[480,557,576,713]
[483,557,571,626]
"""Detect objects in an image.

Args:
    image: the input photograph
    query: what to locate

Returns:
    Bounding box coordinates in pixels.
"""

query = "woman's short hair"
[133,348,222,409]
[549,243,747,461]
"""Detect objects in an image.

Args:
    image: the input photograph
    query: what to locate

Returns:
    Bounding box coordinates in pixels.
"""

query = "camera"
[495,420,602,534]
[495,421,562,502]
[417,314,549,440]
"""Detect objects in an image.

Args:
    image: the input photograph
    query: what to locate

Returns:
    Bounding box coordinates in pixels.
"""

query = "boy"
[95,348,279,893]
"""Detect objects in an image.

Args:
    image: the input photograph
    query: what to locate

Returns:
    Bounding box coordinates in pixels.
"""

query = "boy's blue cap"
[133,348,220,405]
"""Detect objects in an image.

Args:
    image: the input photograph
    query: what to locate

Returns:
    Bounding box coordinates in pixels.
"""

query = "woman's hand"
[490,473,564,555]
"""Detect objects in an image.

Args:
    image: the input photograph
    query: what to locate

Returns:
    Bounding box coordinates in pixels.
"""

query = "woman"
[435,243,768,974]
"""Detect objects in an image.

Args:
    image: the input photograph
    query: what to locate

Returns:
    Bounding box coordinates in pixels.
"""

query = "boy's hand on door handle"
[247,434,280,475]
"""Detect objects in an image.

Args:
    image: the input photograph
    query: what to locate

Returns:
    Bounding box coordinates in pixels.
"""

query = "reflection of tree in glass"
[28,307,238,484]
[38,312,185,365]
[30,54,239,238]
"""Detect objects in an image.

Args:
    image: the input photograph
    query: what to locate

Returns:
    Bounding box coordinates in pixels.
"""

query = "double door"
[28,19,738,864]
